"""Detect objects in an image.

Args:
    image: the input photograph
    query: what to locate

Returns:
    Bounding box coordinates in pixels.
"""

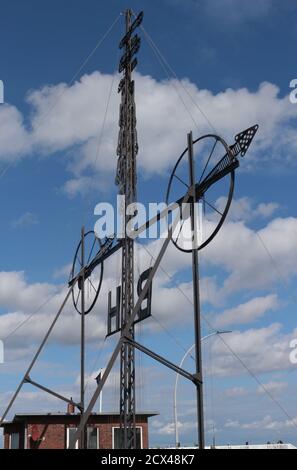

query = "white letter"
[0,340,3,364]
[148,202,169,239]
[126,202,147,239]
[0,80,4,104]
[116,195,125,239]
[289,79,297,104]
[94,202,114,239]
[289,338,297,364]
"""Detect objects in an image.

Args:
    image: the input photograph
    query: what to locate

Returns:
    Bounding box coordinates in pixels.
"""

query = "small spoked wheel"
[70,230,104,315]
[166,134,234,253]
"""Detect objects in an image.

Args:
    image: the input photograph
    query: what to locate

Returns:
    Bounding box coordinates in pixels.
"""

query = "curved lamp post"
[174,330,231,448]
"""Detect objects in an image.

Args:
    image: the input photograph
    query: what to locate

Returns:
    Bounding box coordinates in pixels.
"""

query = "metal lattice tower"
[116,9,142,449]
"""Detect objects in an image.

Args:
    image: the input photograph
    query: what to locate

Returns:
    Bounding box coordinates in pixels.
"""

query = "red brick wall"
[142,422,149,449]
[3,416,150,449]
[27,423,65,449]
[4,432,10,449]
[99,422,114,449]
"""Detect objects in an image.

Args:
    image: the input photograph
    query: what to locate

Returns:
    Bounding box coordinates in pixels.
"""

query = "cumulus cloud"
[1,71,297,195]
[1,212,297,377]
[216,197,280,223]
[257,381,288,396]
[141,212,297,307]
[225,387,248,398]
[0,104,32,162]
[11,212,39,229]
[233,414,297,431]
[0,244,194,358]
[1,210,296,357]
[203,217,297,295]
[152,419,196,436]
[213,294,279,328]
[211,323,297,377]
[53,263,72,280]
[0,271,57,313]
[224,419,240,428]
[256,203,281,219]
[0,269,106,353]
[62,176,101,198]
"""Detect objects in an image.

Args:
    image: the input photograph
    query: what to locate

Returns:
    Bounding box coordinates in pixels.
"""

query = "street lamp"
[173,330,231,448]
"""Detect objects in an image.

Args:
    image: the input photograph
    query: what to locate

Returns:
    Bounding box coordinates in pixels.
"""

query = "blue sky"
[1,0,297,448]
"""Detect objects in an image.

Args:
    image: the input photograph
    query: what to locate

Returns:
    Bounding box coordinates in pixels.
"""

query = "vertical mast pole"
[80,226,86,449]
[187,132,205,449]
[121,8,136,450]
[116,9,142,449]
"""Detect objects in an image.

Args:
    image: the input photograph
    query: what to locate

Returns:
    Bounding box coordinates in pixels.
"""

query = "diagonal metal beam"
[0,284,75,427]
[24,376,82,411]
[124,337,201,385]
[68,240,123,288]
[132,161,237,239]
[87,240,122,274]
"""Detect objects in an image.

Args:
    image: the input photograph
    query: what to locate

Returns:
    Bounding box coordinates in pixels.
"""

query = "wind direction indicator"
[0,9,259,451]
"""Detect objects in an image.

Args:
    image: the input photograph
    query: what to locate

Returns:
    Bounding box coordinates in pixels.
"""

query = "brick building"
[1,410,157,449]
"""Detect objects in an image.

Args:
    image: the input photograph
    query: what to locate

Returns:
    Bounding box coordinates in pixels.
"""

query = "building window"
[67,427,78,449]
[87,427,99,449]
[112,427,142,449]
[10,432,20,449]
[66,427,99,449]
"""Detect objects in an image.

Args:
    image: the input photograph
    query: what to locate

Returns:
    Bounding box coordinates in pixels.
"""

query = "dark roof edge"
[1,411,158,426]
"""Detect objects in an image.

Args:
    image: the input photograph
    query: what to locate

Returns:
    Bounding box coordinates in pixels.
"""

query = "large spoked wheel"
[166,134,234,253]
[70,230,104,315]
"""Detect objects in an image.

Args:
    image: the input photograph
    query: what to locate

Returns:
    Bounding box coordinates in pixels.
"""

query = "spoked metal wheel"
[70,230,104,315]
[166,134,234,253]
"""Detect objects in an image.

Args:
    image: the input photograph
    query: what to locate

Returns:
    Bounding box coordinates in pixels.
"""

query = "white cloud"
[1,72,297,195]
[213,294,279,328]
[240,414,297,431]
[0,270,106,351]
[256,203,280,219]
[0,271,57,313]
[224,419,240,428]
[53,263,72,280]
[0,252,192,357]
[28,75,117,152]
[11,212,39,229]
[0,104,31,162]
[225,387,248,398]
[257,381,288,396]
[140,213,297,308]
[216,197,280,223]
[62,176,101,198]
[211,323,297,377]
[154,419,196,436]
[0,213,296,379]
[204,217,297,295]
